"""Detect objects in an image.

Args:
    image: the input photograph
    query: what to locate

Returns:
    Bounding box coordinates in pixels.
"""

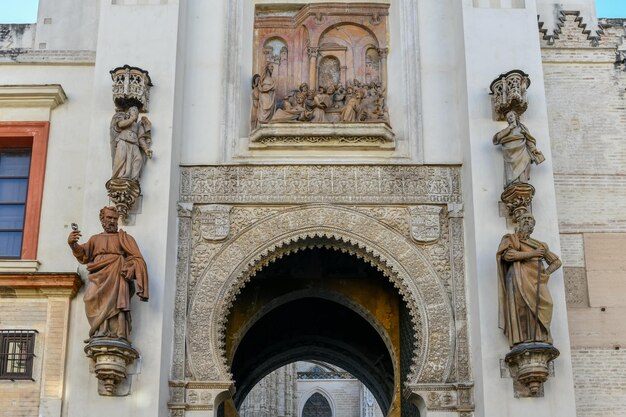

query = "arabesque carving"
[173,165,471,414]
[180,165,461,205]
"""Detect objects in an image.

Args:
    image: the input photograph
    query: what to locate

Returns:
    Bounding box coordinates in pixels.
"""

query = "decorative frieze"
[249,123,395,150]
[180,165,461,205]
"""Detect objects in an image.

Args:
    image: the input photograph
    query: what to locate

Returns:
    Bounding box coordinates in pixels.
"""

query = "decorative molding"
[0,84,67,109]
[0,259,40,273]
[504,343,559,398]
[489,70,530,120]
[0,272,82,298]
[405,383,474,412]
[249,123,395,150]
[180,165,462,205]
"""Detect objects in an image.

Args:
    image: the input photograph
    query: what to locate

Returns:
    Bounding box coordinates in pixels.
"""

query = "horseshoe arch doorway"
[223,243,421,417]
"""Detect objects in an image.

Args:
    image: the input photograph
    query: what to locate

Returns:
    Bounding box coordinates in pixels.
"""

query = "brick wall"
[542,15,626,417]
[571,348,626,417]
[0,299,47,417]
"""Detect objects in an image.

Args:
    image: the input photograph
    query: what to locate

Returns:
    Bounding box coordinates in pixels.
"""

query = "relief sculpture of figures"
[110,106,153,182]
[255,62,277,124]
[493,110,545,188]
[496,213,561,347]
[68,206,149,341]
[251,74,261,130]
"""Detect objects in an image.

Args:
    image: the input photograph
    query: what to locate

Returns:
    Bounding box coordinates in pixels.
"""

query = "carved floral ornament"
[185,205,456,384]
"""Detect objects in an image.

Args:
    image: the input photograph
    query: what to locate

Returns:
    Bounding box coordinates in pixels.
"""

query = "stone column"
[307,47,319,88]
[378,48,388,89]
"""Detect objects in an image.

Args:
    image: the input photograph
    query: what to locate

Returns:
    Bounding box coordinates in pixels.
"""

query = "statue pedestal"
[504,342,559,397]
[500,183,535,221]
[106,178,141,222]
[85,338,139,396]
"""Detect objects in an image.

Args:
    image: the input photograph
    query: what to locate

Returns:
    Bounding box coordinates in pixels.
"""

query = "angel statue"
[110,106,153,182]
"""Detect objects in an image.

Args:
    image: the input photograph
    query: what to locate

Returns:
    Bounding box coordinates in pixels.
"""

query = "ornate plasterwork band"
[186,205,455,384]
[180,165,461,204]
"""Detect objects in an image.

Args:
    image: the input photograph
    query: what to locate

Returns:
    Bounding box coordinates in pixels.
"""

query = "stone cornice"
[0,272,82,298]
[0,84,67,109]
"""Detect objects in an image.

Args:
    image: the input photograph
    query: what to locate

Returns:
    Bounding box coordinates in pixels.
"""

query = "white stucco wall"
[0,65,95,272]
[459,0,576,416]
[59,2,183,417]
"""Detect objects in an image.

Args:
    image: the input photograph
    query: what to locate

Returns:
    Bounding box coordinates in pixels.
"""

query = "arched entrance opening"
[225,244,418,417]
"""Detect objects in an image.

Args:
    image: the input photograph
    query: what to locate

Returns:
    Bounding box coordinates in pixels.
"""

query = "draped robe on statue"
[497,233,558,347]
[492,123,543,187]
[73,231,149,339]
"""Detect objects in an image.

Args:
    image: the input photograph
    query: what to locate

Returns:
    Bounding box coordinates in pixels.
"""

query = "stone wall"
[542,15,626,416]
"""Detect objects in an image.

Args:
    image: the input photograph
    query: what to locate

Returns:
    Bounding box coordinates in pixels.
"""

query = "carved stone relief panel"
[250,3,392,148]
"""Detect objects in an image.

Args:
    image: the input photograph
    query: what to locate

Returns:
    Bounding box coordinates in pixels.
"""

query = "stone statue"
[68,206,149,341]
[496,213,561,348]
[272,92,310,122]
[492,110,545,188]
[340,89,365,122]
[256,62,277,124]
[110,106,153,182]
[251,74,261,130]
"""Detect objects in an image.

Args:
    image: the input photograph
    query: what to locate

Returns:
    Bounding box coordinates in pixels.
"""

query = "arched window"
[302,393,332,417]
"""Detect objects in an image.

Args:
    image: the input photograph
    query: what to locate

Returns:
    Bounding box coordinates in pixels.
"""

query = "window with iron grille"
[0,330,37,380]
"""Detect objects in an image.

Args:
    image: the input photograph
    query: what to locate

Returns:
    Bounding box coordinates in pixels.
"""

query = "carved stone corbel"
[489,70,530,121]
[504,342,559,397]
[85,339,139,396]
[500,183,535,222]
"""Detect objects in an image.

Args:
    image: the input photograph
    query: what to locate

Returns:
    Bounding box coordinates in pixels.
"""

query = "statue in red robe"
[68,207,149,341]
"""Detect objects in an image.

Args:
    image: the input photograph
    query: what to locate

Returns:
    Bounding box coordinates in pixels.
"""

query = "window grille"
[0,330,37,380]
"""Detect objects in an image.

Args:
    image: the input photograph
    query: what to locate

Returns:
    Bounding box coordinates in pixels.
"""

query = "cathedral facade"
[0,1,624,417]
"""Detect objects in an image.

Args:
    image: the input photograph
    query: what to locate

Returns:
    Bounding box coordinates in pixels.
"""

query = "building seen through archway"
[239,361,384,417]
[224,245,416,417]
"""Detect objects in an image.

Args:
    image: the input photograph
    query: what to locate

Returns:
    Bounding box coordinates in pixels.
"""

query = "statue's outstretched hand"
[67,230,81,246]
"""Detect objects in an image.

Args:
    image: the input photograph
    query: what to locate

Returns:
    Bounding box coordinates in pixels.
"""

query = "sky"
[0,0,626,23]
